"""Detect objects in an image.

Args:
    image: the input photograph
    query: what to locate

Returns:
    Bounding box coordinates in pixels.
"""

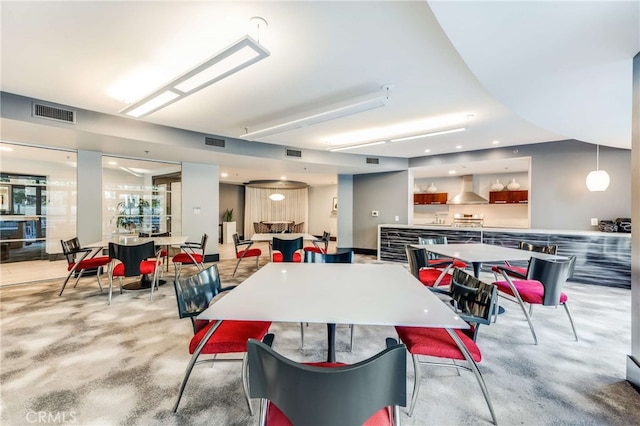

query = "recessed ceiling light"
[0,146,14,152]
[221,172,228,177]
[280,176,287,180]
[448,170,456,174]
[108,161,118,165]
[492,140,500,145]
[455,145,462,149]
[424,149,431,153]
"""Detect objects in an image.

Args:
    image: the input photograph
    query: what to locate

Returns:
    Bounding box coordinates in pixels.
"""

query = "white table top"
[412,243,564,263]
[250,233,317,242]
[87,235,188,247]
[198,262,468,329]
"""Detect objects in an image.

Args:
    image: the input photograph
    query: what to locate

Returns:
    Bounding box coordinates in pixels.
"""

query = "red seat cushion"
[69,256,111,271]
[160,250,168,257]
[303,246,326,254]
[395,326,482,362]
[493,279,568,304]
[418,268,452,287]
[112,260,159,277]
[272,252,302,262]
[264,361,395,426]
[428,258,466,269]
[172,253,203,264]
[237,248,262,258]
[491,265,527,277]
[189,320,271,354]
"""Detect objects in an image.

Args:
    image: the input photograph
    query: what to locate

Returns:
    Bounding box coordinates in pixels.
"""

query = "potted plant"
[112,197,150,232]
[222,208,236,244]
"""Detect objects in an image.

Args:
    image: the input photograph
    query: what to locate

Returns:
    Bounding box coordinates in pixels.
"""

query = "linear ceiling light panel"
[121,35,270,118]
[328,140,387,152]
[389,127,466,142]
[243,93,390,140]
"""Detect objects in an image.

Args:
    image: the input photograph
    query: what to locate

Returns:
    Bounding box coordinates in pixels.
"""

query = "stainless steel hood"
[447,175,489,204]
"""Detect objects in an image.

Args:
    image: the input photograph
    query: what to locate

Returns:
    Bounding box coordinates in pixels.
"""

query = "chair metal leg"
[232,258,242,277]
[242,353,254,416]
[255,255,260,270]
[173,320,223,413]
[108,274,114,306]
[446,329,498,425]
[72,269,85,288]
[563,302,579,341]
[408,354,422,417]
[501,273,538,345]
[349,324,354,352]
[96,266,104,293]
[300,322,305,349]
[59,272,74,296]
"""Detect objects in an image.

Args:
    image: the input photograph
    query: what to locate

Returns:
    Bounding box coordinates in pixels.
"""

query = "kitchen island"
[378,224,631,288]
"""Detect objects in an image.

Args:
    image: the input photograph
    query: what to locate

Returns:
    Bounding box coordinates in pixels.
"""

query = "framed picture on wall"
[332,197,338,212]
[0,186,9,212]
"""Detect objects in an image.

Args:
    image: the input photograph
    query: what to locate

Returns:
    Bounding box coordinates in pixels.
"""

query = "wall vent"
[32,102,76,124]
[205,137,226,148]
[286,148,302,158]
[366,157,380,165]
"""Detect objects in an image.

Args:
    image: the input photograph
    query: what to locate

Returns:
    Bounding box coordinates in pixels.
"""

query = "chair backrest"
[247,339,407,426]
[173,264,222,320]
[289,222,304,233]
[404,245,430,279]
[232,233,242,253]
[198,233,208,253]
[304,250,354,264]
[60,238,82,265]
[518,241,557,255]
[270,223,287,233]
[418,236,448,259]
[108,242,156,277]
[450,268,497,327]
[138,231,170,238]
[254,222,270,233]
[272,237,303,262]
[526,257,573,306]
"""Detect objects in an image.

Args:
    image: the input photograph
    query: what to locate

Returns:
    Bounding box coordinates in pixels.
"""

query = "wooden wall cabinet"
[489,190,528,204]
[414,192,448,205]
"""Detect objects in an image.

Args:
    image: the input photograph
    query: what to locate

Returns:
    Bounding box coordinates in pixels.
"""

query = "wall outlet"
[371,210,379,217]
[590,217,598,226]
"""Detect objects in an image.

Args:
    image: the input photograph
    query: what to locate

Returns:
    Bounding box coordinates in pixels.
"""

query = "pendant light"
[585,144,610,192]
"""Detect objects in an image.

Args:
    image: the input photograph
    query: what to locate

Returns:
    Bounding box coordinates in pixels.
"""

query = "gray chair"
[247,338,406,426]
[107,241,162,304]
[493,256,578,344]
[232,233,261,277]
[303,250,356,352]
[59,237,111,297]
[171,264,273,414]
[304,231,331,254]
[405,245,452,289]
[172,233,208,279]
[271,236,303,262]
[491,241,558,281]
[395,268,498,423]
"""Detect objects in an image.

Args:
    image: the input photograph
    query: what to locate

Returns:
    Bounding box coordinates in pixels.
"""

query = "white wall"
[308,185,337,237]
[181,162,219,257]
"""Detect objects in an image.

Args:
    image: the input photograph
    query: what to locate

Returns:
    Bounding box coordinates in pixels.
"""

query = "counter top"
[381,223,631,238]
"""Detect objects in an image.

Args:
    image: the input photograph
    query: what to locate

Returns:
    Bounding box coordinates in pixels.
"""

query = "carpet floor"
[1,256,639,425]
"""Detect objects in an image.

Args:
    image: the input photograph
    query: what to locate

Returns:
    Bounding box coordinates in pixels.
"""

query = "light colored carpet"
[1,256,639,425]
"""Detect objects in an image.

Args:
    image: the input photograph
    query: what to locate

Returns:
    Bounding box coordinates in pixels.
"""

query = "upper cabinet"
[414,193,448,205]
[489,190,528,204]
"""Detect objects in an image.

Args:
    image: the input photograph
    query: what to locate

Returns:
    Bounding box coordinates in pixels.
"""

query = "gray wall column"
[337,174,353,249]
[628,51,640,389]
[181,162,219,258]
[77,150,102,245]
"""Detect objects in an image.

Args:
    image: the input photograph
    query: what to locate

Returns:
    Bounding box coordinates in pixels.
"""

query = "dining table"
[194,262,468,363]
[87,234,188,290]
[412,242,566,278]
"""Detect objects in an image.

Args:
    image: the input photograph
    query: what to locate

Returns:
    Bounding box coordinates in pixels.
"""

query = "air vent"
[286,148,302,158]
[32,102,75,124]
[205,137,226,148]
[366,157,379,165]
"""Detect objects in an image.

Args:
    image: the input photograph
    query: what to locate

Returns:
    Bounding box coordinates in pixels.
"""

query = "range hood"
[447,175,489,205]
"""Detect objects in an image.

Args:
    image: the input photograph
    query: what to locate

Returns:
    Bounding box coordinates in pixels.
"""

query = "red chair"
[303,231,330,254]
[247,338,406,426]
[139,231,170,273]
[271,237,303,262]
[491,241,557,281]
[395,268,498,424]
[418,236,467,269]
[493,256,577,345]
[405,245,454,289]
[59,238,111,297]
[171,265,272,415]
[172,233,207,278]
[232,233,261,277]
[107,241,162,304]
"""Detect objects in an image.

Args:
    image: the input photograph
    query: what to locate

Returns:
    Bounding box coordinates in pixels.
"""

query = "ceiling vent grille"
[205,137,226,148]
[366,157,379,165]
[32,102,76,124]
[286,148,302,158]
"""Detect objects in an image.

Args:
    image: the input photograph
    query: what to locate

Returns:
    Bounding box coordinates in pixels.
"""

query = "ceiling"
[1,1,637,185]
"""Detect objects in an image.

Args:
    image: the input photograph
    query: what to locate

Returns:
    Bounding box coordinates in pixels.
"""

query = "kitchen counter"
[378,224,631,288]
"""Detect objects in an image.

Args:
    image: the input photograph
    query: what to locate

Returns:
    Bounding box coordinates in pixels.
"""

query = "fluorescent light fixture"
[121,35,270,118]
[389,127,466,142]
[243,90,391,139]
[328,140,387,152]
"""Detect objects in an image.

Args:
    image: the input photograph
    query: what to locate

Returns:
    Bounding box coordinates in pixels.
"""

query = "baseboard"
[351,248,377,256]
[204,253,219,263]
[627,355,640,392]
